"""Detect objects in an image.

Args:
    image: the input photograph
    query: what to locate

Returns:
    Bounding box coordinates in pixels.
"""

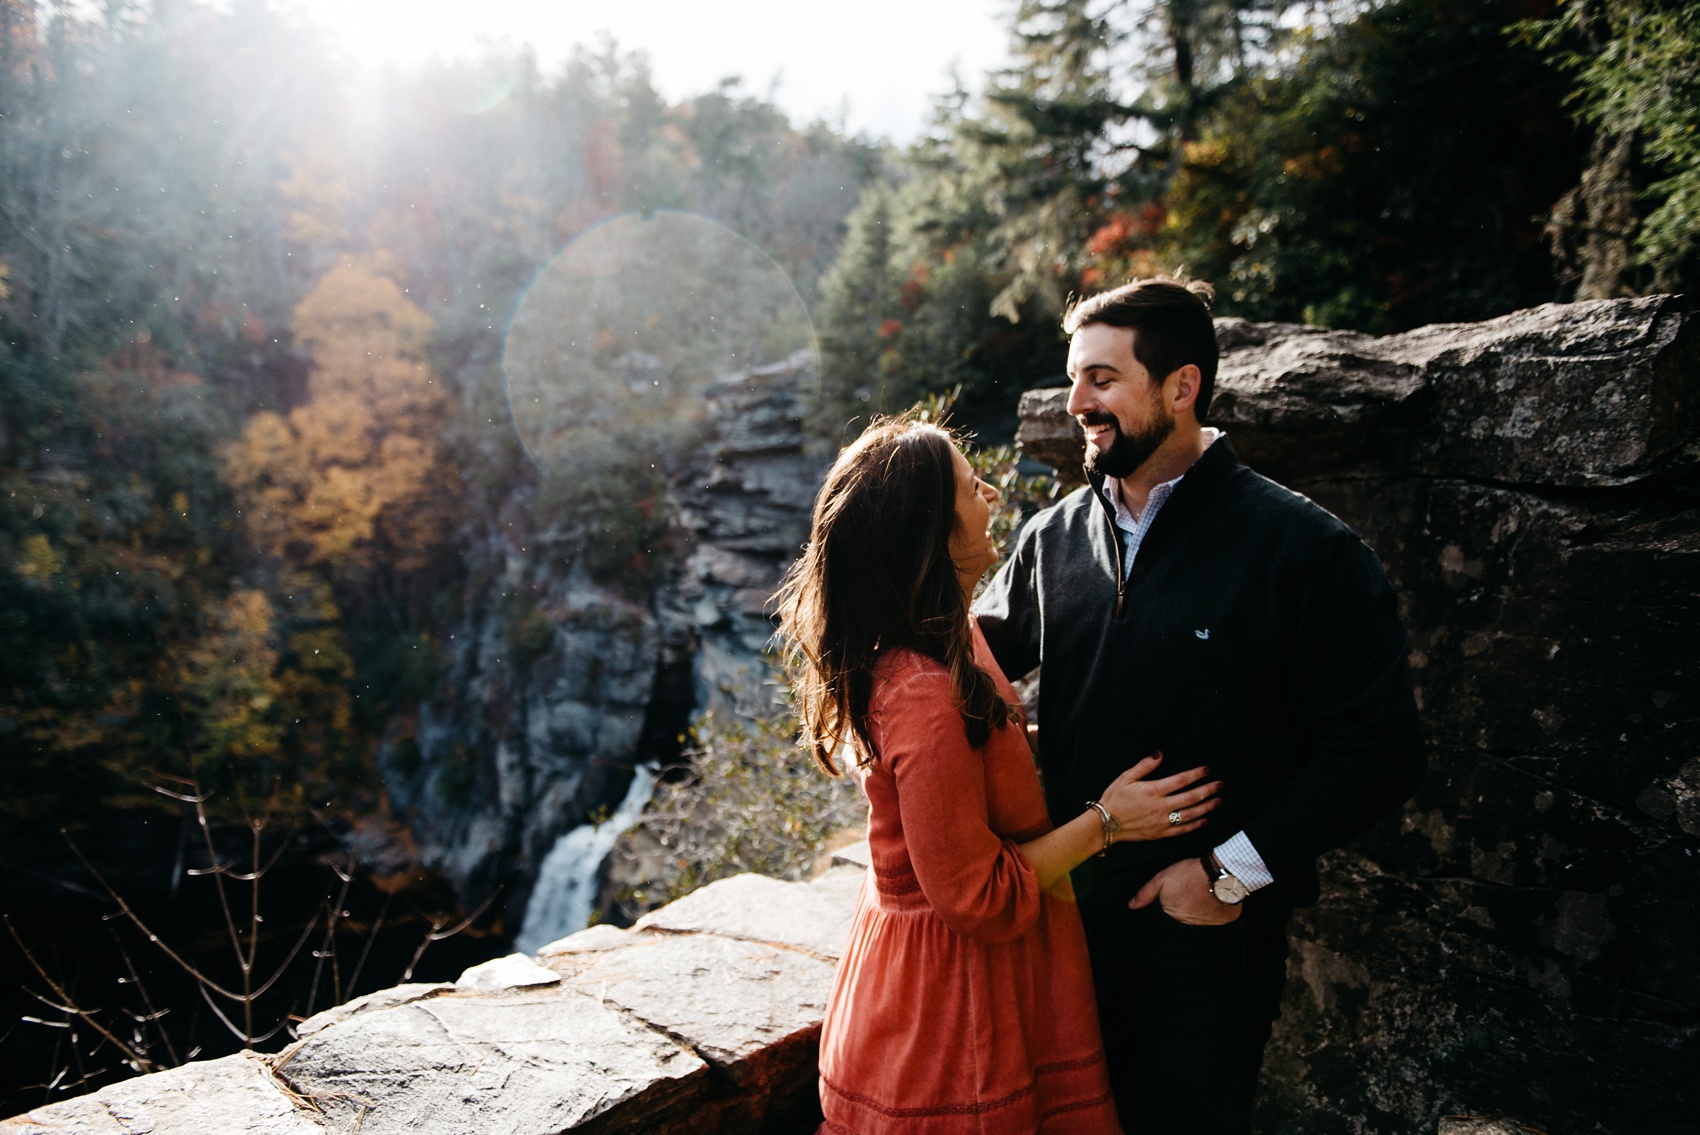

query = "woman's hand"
[1018,754,1221,890]
[1097,753,1221,842]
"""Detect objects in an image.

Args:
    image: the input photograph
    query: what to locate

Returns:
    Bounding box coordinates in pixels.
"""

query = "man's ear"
[1167,363,1202,418]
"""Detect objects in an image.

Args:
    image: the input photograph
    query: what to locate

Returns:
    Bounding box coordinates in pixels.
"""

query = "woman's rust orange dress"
[817,625,1122,1135]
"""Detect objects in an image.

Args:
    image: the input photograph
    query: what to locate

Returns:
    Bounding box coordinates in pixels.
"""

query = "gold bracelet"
[1085,800,1120,857]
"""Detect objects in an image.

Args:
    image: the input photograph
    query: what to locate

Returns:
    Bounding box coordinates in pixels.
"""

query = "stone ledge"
[0,860,870,1135]
[631,866,864,961]
[0,1051,324,1135]
[276,987,708,1135]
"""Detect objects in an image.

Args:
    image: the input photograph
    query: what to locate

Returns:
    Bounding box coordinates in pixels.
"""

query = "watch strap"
[1200,850,1225,883]
[1201,850,1247,904]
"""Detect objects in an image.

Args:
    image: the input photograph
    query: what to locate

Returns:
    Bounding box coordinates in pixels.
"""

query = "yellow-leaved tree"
[227,257,454,576]
[172,588,285,765]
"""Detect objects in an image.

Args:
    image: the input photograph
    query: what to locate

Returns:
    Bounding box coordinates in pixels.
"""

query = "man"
[975,277,1425,1133]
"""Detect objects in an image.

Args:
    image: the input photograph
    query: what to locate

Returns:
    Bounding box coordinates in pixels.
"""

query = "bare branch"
[5,915,157,1075]
[195,980,251,1045]
[426,888,500,942]
[246,905,325,1002]
[111,925,180,1067]
[60,833,247,1003]
[345,890,393,998]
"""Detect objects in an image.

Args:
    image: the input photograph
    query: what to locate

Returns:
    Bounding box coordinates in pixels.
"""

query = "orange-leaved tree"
[227,257,454,578]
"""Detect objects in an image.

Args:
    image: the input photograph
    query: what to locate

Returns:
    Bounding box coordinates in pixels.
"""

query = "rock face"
[383,353,824,928]
[665,356,830,719]
[1020,296,1698,1135]
[0,860,867,1135]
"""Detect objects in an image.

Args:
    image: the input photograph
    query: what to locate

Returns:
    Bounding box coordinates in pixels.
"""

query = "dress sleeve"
[876,666,1042,943]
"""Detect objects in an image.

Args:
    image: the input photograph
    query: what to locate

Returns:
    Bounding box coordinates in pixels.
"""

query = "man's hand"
[1129,857,1242,925]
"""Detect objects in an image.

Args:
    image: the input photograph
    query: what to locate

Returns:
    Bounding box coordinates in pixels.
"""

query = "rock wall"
[1019,295,1698,1135]
[382,353,824,930]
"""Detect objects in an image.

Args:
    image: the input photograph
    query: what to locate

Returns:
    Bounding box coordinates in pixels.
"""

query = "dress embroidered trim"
[820,1052,1108,1120]
[823,1075,1037,1118]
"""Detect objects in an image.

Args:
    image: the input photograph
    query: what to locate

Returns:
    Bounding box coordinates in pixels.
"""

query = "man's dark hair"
[1062,277,1220,420]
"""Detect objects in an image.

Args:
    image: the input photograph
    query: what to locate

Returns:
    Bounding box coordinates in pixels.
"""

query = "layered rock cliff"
[1020,295,1698,1135]
[382,353,825,932]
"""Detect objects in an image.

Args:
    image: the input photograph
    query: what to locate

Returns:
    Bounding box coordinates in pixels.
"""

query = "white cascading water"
[513,763,658,956]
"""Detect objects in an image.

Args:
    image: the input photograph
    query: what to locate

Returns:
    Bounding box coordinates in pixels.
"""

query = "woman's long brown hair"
[775,418,1011,776]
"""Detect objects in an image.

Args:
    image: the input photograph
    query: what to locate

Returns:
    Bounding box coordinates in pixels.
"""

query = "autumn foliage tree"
[213,258,459,808]
[228,258,454,578]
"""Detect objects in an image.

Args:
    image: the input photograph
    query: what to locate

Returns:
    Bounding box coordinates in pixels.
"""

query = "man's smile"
[1079,412,1121,448]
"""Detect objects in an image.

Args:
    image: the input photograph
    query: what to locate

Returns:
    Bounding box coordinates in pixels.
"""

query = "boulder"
[1014,386,1088,486]
[1015,296,1699,1135]
[549,933,831,1065]
[537,922,634,957]
[1436,1120,1541,1135]
[1017,295,1697,487]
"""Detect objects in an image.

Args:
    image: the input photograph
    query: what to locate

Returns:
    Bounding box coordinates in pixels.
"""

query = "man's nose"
[1065,375,1092,418]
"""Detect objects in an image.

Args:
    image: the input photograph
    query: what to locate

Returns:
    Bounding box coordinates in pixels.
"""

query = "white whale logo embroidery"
[1194,629,1211,640]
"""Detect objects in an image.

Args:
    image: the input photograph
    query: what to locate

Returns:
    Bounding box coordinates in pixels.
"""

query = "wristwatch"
[1201,850,1249,905]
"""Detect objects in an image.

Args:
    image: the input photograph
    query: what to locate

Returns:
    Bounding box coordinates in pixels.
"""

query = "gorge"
[9,295,1689,1134]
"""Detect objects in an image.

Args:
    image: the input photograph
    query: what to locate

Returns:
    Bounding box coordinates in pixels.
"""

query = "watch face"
[1212,875,1249,905]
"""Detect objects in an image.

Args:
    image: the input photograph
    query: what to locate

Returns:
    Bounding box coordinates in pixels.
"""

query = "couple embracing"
[775,279,1426,1135]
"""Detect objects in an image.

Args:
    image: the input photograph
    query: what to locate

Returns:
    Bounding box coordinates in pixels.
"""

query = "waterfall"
[513,763,658,956]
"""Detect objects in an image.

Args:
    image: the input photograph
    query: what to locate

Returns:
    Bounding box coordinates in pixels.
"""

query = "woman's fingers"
[1151,764,1211,792]
[1165,780,1223,807]
[1174,798,1221,822]
[1154,816,1209,838]
[1112,754,1164,786]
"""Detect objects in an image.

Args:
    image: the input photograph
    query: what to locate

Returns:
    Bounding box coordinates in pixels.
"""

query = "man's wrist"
[1213,831,1275,893]
[1200,850,1249,905]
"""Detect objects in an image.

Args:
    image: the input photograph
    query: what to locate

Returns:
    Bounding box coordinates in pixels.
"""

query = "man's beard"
[1081,410,1174,479]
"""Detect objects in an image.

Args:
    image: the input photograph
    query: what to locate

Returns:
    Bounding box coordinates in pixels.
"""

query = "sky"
[289,0,1014,142]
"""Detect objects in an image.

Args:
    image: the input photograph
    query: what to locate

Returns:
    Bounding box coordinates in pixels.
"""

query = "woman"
[776,418,1222,1135]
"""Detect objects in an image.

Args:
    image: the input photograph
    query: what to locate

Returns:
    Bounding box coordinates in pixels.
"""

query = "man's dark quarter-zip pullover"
[975,435,1426,907]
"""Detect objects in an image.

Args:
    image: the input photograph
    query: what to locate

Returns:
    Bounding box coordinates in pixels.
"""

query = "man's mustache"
[1079,412,1119,429]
